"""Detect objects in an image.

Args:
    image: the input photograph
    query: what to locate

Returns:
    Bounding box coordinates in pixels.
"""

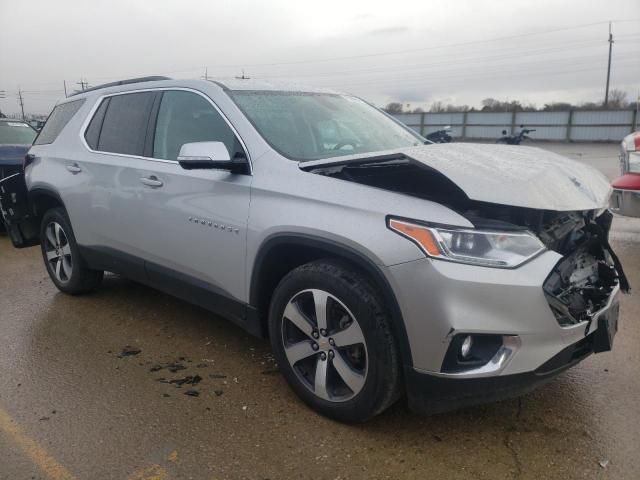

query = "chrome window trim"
[77,87,253,173]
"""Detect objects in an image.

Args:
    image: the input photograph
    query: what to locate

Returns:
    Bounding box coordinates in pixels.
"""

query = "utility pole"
[17,88,25,121]
[63,80,68,97]
[201,67,209,81]
[76,78,88,92]
[235,69,250,80]
[604,21,614,106]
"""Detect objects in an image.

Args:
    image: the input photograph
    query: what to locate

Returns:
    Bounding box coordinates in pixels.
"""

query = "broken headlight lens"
[388,218,546,268]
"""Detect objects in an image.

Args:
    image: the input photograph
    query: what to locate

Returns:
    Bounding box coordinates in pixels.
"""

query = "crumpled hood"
[303,143,612,211]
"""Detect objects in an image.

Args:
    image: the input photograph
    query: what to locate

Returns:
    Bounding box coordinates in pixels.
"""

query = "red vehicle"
[611,132,640,217]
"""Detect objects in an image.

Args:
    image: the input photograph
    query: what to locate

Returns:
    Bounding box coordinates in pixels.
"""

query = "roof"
[63,76,345,102]
[211,78,343,94]
[69,76,171,96]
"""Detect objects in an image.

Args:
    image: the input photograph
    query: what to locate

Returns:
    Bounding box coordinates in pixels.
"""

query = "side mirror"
[177,141,244,172]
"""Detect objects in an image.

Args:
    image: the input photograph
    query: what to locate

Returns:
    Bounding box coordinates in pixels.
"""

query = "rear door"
[80,90,159,277]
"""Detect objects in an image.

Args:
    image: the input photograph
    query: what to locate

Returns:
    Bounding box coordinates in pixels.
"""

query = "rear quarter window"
[84,98,110,150]
[34,99,85,145]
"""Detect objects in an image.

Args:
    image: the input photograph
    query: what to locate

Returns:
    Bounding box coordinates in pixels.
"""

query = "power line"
[197,19,640,69]
[312,61,639,91]
[256,44,621,81]
[34,19,638,88]
[10,20,640,94]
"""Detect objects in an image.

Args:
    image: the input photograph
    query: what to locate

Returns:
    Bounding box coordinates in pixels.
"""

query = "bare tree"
[383,102,404,114]
[543,102,573,111]
[429,101,445,113]
[608,89,628,109]
[481,98,527,112]
[445,104,470,112]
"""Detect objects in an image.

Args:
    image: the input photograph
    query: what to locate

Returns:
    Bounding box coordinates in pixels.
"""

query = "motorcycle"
[426,125,453,143]
[496,125,536,145]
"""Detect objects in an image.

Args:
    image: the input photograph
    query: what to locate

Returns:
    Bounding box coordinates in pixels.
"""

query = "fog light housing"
[441,334,504,374]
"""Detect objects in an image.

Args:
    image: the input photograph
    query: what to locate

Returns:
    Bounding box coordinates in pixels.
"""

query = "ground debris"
[214,390,224,397]
[184,390,199,397]
[149,362,187,373]
[117,346,142,358]
[209,374,227,379]
[599,459,610,469]
[169,375,202,387]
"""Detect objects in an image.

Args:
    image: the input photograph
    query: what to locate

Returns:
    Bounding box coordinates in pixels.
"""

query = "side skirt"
[79,245,262,337]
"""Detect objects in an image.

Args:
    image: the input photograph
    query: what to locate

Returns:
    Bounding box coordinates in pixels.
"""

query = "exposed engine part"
[544,245,619,326]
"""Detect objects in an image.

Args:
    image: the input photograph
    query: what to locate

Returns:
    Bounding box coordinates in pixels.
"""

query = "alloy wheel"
[281,289,368,402]
[44,221,73,283]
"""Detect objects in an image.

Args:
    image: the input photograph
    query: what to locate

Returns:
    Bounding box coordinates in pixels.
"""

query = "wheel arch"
[250,233,414,368]
[28,187,67,218]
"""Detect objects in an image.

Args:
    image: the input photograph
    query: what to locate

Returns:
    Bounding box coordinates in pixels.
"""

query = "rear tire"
[268,259,402,422]
[40,207,103,294]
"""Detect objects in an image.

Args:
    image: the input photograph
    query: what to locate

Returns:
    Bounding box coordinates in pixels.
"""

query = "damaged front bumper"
[384,211,625,413]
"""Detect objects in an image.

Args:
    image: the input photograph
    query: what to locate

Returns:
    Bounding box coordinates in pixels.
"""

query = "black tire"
[268,259,402,422]
[40,207,103,294]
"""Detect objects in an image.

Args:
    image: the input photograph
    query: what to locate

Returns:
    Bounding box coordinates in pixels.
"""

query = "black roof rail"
[69,76,171,96]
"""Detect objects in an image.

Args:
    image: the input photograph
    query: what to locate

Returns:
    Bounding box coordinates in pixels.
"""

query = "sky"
[0,0,639,116]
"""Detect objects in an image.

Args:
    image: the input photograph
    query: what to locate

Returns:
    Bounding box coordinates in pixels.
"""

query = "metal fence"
[392,109,638,142]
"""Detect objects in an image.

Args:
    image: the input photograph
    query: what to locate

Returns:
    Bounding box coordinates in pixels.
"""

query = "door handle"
[66,163,82,174]
[140,176,164,188]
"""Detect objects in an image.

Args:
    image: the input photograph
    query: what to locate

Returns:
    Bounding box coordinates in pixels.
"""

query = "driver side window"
[153,91,243,161]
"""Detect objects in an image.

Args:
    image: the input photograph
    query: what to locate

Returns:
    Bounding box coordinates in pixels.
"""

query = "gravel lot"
[1,142,639,480]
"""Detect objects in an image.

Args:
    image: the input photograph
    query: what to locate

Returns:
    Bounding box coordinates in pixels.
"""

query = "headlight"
[388,218,546,268]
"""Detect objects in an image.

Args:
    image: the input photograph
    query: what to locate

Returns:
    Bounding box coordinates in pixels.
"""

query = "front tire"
[40,207,103,294]
[268,260,402,422]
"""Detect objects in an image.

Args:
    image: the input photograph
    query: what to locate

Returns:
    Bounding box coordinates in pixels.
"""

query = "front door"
[133,89,252,308]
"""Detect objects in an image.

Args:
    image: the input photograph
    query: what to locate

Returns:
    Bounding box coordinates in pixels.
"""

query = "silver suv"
[0,77,628,422]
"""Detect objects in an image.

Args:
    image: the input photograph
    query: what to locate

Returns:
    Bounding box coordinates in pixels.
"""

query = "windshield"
[230,91,423,161]
[0,121,37,145]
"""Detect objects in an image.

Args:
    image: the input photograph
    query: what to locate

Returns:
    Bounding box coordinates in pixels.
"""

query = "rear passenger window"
[153,91,243,161]
[96,92,155,156]
[34,99,85,145]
